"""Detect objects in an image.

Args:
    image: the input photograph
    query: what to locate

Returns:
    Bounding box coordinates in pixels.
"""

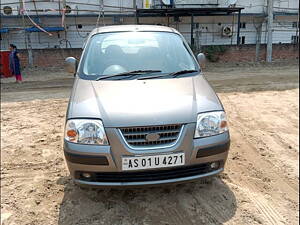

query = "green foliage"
[202,45,228,62]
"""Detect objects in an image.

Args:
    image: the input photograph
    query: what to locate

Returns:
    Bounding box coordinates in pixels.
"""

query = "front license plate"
[122,152,185,171]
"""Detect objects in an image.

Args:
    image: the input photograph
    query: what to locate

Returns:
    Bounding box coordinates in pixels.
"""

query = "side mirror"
[65,57,77,75]
[197,53,206,66]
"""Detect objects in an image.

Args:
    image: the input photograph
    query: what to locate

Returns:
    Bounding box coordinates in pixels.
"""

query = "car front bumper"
[63,123,230,187]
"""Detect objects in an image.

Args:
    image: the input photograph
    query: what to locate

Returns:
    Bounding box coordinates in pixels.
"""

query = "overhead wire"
[96,0,105,27]
[4,0,298,47]
[74,5,89,38]
[32,0,50,46]
[21,0,53,36]
[96,0,102,27]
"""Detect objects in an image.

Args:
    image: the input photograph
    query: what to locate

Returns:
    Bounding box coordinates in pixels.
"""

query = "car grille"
[76,162,221,183]
[119,124,183,149]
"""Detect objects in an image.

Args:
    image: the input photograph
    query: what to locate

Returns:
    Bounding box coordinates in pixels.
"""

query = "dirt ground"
[1,61,299,225]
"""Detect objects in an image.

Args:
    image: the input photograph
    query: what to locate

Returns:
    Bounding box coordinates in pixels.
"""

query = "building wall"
[1,0,298,65]
[217,44,299,62]
[17,48,82,68]
[1,0,298,14]
[140,14,299,46]
[0,0,138,15]
[15,44,298,69]
[177,0,299,14]
[1,14,298,50]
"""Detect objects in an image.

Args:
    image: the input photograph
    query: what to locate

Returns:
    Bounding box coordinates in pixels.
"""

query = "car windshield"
[81,31,199,79]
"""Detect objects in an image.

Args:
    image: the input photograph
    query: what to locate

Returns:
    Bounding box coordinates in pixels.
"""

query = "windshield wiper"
[96,70,162,80]
[170,70,199,77]
[137,70,198,80]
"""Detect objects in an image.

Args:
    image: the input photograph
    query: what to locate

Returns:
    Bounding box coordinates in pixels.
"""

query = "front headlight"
[65,119,108,145]
[194,111,228,138]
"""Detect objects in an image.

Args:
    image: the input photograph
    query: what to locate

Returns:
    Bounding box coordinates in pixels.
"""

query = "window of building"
[240,22,246,29]
[291,35,299,44]
[113,17,124,24]
[241,36,246,44]
[292,22,299,28]
[174,16,180,22]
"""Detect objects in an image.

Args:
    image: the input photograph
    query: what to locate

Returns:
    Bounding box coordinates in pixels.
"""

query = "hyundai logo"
[145,133,160,142]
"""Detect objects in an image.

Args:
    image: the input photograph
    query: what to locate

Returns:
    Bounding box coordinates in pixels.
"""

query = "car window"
[101,32,159,54]
[81,31,198,77]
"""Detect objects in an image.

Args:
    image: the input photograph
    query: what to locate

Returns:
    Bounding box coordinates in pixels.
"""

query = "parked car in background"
[64,25,230,187]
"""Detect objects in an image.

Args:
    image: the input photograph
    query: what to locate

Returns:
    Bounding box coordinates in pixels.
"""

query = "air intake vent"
[120,124,183,149]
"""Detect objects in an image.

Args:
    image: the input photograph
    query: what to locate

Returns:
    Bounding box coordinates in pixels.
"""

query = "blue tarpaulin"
[0,27,64,33]
[0,28,9,33]
[25,27,64,32]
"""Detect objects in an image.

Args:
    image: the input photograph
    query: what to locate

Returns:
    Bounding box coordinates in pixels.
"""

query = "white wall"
[1,0,299,16]
[139,14,298,45]
[176,0,299,14]
[0,0,138,16]
[1,0,298,49]
[1,14,298,50]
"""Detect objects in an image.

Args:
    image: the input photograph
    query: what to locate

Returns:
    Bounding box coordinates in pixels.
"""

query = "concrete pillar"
[27,33,33,66]
[255,22,263,61]
[266,0,273,62]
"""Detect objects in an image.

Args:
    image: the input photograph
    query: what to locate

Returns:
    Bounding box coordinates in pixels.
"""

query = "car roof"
[90,25,180,36]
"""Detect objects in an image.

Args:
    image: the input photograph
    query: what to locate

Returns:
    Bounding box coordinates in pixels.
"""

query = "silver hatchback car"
[64,25,230,187]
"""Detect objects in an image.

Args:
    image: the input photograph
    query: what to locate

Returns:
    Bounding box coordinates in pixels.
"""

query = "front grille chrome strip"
[119,124,184,150]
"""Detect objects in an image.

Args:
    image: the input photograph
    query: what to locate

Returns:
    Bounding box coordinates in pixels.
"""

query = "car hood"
[68,74,223,127]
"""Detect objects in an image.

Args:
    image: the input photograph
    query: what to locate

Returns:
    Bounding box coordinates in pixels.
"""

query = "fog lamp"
[82,172,92,178]
[210,162,219,169]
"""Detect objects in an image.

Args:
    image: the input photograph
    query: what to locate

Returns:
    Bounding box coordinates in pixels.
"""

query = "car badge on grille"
[145,133,160,142]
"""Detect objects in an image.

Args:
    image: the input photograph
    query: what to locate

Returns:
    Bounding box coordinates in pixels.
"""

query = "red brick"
[17,44,299,68]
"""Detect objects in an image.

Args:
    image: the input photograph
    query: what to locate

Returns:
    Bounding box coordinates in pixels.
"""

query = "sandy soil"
[1,61,299,225]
